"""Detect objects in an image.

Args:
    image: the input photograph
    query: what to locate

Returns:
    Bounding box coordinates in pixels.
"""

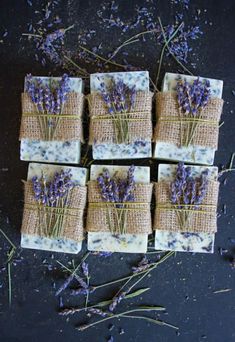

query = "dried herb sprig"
[170,162,209,230]
[97,166,135,234]
[176,77,211,147]
[32,169,74,238]
[25,73,70,140]
[99,78,136,144]
[77,307,178,331]
[0,228,16,306]
[55,251,90,296]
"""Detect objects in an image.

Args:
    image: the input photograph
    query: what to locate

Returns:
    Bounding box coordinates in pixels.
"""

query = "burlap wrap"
[19,92,84,141]
[153,92,224,148]
[88,91,153,144]
[86,181,153,234]
[21,181,87,241]
[153,180,219,233]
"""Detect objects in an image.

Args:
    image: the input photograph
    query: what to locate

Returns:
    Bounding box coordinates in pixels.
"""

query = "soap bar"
[90,71,152,160]
[20,77,83,164]
[154,72,223,165]
[154,164,218,253]
[21,163,88,254]
[87,165,151,253]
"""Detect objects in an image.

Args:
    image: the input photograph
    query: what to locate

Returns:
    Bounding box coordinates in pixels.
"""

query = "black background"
[0,1,235,342]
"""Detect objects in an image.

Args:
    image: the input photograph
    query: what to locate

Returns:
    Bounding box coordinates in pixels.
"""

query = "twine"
[86,181,153,234]
[153,180,219,233]
[153,92,223,148]
[19,92,84,141]
[21,181,87,241]
[88,91,153,144]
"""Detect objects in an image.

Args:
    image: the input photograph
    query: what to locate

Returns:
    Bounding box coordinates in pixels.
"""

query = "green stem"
[77,308,172,331]
[121,314,179,330]
[0,229,16,249]
[94,251,174,290]
[155,21,184,89]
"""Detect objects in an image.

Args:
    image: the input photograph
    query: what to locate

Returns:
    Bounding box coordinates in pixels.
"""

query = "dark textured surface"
[0,1,235,342]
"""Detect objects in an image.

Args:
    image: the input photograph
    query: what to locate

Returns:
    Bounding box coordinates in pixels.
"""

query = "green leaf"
[136,305,166,311]
[95,288,150,308]
[95,299,113,307]
[125,288,150,299]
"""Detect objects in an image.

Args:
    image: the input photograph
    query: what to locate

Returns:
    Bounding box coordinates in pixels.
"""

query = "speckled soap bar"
[21,163,88,254]
[20,77,83,164]
[154,72,223,165]
[90,71,152,160]
[154,164,218,253]
[87,165,150,253]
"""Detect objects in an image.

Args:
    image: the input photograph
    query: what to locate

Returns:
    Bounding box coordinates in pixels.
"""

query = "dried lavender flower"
[109,291,126,312]
[176,78,211,117]
[170,163,209,210]
[88,308,108,317]
[132,256,150,273]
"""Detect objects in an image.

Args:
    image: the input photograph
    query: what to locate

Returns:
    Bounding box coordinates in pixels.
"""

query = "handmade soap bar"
[154,72,223,165]
[154,164,218,253]
[21,163,87,254]
[20,76,83,164]
[87,165,152,253]
[89,71,152,160]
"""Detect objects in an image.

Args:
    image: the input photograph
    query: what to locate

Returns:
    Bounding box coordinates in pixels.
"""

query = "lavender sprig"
[97,166,135,234]
[31,169,74,237]
[170,162,209,230]
[176,78,211,147]
[25,74,71,140]
[99,78,137,144]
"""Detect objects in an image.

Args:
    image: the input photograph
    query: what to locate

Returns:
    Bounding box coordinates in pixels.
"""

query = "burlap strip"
[153,180,219,233]
[88,91,153,144]
[21,181,87,241]
[86,181,153,234]
[153,92,224,148]
[19,92,84,141]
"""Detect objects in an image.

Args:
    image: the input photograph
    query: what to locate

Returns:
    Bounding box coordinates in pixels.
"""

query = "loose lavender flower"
[158,22,202,62]
[88,308,108,317]
[109,291,126,312]
[71,286,95,296]
[132,256,150,273]
[176,78,211,116]
[55,273,75,297]
[92,251,113,257]
[81,261,89,278]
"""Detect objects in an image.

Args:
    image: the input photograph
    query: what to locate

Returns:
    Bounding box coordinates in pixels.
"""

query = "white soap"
[87,165,150,253]
[20,77,83,164]
[21,163,88,254]
[90,71,152,160]
[154,72,223,165]
[154,164,218,253]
